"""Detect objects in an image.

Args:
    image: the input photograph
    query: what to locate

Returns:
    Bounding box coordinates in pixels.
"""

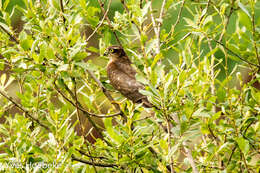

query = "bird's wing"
[109,68,144,92]
[107,61,147,102]
[116,61,137,79]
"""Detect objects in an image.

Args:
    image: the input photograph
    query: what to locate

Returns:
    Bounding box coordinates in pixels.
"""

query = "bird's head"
[104,45,126,59]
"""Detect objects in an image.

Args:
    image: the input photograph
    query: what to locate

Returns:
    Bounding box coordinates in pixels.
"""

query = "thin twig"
[166,118,174,173]
[0,25,19,44]
[85,68,127,121]
[183,141,199,173]
[71,155,118,168]
[59,0,67,30]
[227,145,236,165]
[170,0,185,36]
[86,145,98,173]
[86,0,112,42]
[172,113,198,173]
[198,0,211,24]
[251,1,260,65]
[73,77,85,135]
[120,0,147,60]
[145,0,158,44]
[54,83,121,118]
[218,0,234,42]
[156,0,167,54]
[0,90,50,131]
[212,39,260,68]
[208,125,220,142]
[97,0,122,47]
[53,80,104,138]
[76,148,108,160]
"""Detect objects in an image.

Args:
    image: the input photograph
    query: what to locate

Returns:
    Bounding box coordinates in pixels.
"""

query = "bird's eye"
[109,49,114,53]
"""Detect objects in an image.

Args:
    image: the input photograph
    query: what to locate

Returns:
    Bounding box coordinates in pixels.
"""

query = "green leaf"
[0,74,6,86]
[217,87,226,102]
[104,118,124,144]
[3,0,10,10]
[139,89,154,97]
[236,137,249,155]
[238,2,251,19]
[19,31,33,51]
[151,53,162,69]
[141,1,151,17]
[136,73,149,85]
[0,22,12,35]
[193,108,211,118]
[238,10,252,31]
[72,52,88,61]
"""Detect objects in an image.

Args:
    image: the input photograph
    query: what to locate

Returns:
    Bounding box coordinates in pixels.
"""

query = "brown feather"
[106,46,153,108]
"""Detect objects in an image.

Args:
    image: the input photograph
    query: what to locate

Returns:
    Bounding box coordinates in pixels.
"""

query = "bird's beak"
[103,50,108,56]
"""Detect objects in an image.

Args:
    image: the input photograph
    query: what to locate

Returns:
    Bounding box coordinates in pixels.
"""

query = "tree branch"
[97,0,122,47]
[156,0,166,54]
[0,24,19,44]
[86,0,112,42]
[59,0,67,30]
[251,1,260,66]
[218,0,234,42]
[71,155,118,168]
[0,90,50,131]
[170,0,185,36]
[212,39,260,68]
[85,69,127,122]
[53,80,105,139]
[172,113,198,173]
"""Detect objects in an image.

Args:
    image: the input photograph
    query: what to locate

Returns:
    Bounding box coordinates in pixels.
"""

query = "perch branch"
[53,80,105,138]
[85,68,127,122]
[54,83,121,118]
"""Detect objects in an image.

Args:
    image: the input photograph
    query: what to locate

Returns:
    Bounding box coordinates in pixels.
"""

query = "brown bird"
[104,45,153,108]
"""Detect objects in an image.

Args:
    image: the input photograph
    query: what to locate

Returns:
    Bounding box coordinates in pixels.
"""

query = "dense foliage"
[0,0,259,172]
